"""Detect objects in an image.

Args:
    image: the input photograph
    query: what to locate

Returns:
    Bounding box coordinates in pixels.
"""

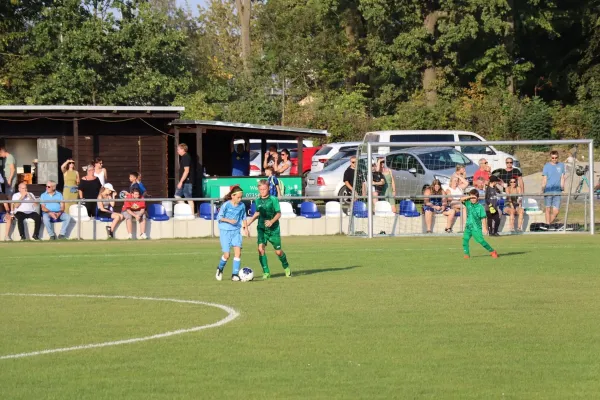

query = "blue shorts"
[544,192,561,209]
[220,229,243,253]
[175,183,193,198]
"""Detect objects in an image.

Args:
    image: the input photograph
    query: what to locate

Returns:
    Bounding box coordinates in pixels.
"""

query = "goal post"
[348,139,595,238]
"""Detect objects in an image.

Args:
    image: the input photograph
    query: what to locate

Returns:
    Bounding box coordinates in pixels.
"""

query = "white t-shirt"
[12,192,37,213]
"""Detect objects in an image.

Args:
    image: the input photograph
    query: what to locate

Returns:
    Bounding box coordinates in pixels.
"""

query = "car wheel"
[338,186,352,205]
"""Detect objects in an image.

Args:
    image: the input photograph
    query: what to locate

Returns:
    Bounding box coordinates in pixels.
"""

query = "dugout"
[0,105,182,198]
[169,120,328,198]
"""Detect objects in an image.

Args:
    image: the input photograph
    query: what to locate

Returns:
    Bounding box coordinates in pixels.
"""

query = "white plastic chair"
[524,198,543,215]
[325,201,343,217]
[68,204,91,222]
[162,201,173,217]
[174,203,195,220]
[279,201,297,219]
[374,201,395,217]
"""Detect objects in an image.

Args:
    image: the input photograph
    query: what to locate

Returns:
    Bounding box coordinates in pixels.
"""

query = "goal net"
[348,138,596,238]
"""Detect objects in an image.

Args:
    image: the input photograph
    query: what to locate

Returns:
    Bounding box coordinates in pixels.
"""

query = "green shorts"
[257,227,282,250]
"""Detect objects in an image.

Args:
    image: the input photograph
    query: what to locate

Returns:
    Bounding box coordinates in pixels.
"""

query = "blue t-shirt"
[231,151,250,176]
[268,175,279,197]
[137,181,147,195]
[217,200,247,231]
[542,162,565,192]
[40,191,64,213]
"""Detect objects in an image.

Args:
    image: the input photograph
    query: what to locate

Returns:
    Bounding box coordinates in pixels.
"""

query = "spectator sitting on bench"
[122,188,147,240]
[97,183,123,239]
[40,180,73,240]
[11,182,41,241]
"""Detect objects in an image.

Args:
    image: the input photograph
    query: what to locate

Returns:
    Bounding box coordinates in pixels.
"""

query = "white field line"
[0,243,596,261]
[0,293,240,360]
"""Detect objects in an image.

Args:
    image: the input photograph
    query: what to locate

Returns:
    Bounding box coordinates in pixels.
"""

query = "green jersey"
[463,200,487,231]
[255,195,281,231]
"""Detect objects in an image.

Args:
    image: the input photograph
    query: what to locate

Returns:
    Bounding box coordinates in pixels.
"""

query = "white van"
[363,130,519,172]
[310,141,362,173]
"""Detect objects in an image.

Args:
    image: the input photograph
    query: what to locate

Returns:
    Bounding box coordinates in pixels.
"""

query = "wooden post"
[73,119,79,168]
[174,126,180,182]
[196,126,203,165]
[297,136,303,195]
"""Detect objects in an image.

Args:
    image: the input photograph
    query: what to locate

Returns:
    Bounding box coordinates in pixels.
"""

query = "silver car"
[305,157,353,199]
[385,147,478,197]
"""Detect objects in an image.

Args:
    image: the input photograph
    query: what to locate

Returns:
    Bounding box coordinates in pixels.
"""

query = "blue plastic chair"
[300,202,321,218]
[0,212,5,223]
[199,203,216,220]
[249,202,257,216]
[352,202,368,218]
[399,200,420,217]
[95,207,113,222]
[148,204,169,221]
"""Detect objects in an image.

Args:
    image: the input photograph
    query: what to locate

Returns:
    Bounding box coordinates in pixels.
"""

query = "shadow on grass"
[473,251,529,258]
[271,265,361,278]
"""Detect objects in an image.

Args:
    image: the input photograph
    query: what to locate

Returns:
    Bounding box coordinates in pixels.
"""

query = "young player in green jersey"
[246,180,291,279]
[461,189,499,259]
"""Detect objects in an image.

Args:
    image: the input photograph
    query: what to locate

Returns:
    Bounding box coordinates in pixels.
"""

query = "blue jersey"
[268,175,279,197]
[542,162,565,192]
[217,200,247,231]
[231,151,250,176]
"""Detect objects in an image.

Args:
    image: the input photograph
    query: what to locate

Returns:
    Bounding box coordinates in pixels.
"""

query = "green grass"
[1,235,600,399]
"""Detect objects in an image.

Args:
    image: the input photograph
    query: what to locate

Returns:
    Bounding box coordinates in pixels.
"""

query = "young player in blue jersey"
[215,185,249,281]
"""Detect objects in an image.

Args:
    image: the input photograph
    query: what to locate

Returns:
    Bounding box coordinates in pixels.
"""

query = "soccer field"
[2,235,600,399]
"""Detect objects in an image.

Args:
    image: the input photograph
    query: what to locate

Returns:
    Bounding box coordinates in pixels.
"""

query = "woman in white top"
[93,157,107,186]
[443,176,464,233]
[277,149,292,176]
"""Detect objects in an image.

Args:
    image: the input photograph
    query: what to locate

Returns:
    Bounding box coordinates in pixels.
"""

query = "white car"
[310,141,361,173]
[363,130,519,173]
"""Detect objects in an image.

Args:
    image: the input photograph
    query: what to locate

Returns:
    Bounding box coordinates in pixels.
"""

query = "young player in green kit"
[461,189,499,259]
[246,180,292,279]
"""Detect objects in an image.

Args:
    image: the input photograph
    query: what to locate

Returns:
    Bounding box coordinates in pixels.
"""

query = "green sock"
[278,252,289,269]
[259,254,270,274]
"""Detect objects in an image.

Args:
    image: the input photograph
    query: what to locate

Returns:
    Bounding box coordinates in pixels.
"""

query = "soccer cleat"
[231,274,241,281]
[464,255,470,259]
[215,268,223,281]
[284,267,292,278]
[491,250,499,258]
[262,273,271,280]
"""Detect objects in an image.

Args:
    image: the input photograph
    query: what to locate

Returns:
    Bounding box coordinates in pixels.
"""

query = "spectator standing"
[231,139,250,176]
[11,182,41,240]
[40,180,72,240]
[371,160,385,207]
[379,159,396,213]
[485,176,502,236]
[343,157,357,196]
[78,164,103,217]
[93,158,107,185]
[128,172,141,193]
[498,158,524,193]
[1,193,14,241]
[277,149,292,176]
[265,167,280,197]
[97,183,124,239]
[473,158,491,184]
[263,145,278,170]
[541,150,565,227]
[176,143,194,211]
[122,188,147,240]
[423,179,454,233]
[505,177,524,232]
[0,145,17,195]
[136,172,147,196]
[61,159,80,203]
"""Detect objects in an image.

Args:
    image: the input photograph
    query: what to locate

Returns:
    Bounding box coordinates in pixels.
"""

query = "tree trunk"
[341,8,364,89]
[235,0,252,75]
[506,0,516,94]
[423,10,447,106]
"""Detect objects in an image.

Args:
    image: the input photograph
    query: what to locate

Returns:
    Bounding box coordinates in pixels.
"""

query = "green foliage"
[513,97,553,141]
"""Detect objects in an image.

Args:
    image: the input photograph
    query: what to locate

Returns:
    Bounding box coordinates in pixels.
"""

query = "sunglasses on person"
[551,157,558,160]
[350,161,356,164]
[46,185,52,188]
[506,161,513,164]
[480,162,488,164]
[509,180,516,184]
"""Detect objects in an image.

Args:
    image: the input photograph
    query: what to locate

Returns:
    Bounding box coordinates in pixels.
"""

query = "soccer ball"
[239,267,254,282]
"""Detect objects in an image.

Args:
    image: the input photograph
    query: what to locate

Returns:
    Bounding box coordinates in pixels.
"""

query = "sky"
[175,0,208,15]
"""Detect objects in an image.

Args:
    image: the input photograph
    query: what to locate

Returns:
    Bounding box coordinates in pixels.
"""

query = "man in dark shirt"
[176,143,194,211]
[231,139,250,176]
[497,157,524,192]
[343,157,357,196]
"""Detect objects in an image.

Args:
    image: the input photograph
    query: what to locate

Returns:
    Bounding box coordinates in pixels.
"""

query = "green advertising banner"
[203,176,303,199]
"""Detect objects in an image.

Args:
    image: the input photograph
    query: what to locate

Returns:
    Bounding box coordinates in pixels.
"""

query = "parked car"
[385,147,478,197]
[290,146,322,176]
[311,141,361,173]
[249,150,261,176]
[323,148,358,168]
[363,130,519,172]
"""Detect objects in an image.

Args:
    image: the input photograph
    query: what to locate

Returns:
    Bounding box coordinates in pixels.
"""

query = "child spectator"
[136,172,147,196]
[97,183,124,239]
[122,188,147,240]
[128,172,141,193]
[485,175,502,236]
[265,167,281,197]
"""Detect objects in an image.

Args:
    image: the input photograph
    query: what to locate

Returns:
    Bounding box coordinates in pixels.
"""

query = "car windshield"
[324,149,356,167]
[418,149,472,170]
[288,150,299,159]
[315,146,332,156]
[322,158,350,172]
